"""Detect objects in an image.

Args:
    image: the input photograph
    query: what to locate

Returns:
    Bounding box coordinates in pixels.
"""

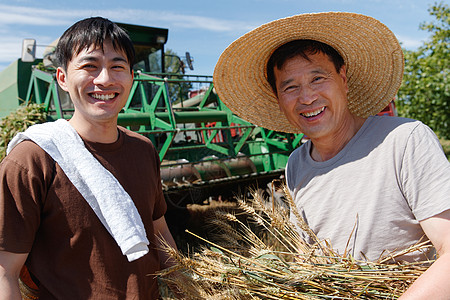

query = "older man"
[214,12,450,298]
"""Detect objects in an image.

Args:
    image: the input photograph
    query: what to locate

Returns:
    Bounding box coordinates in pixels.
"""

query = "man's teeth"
[91,93,115,100]
[302,107,325,118]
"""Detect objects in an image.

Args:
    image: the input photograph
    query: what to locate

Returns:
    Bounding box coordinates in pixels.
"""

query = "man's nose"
[93,68,113,86]
[297,85,317,105]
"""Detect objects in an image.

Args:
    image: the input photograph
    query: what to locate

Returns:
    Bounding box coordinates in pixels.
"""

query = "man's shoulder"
[5,140,51,160]
[1,140,54,172]
[364,116,424,140]
[369,115,420,129]
[118,126,156,149]
[360,116,443,164]
[119,126,149,141]
[369,116,422,126]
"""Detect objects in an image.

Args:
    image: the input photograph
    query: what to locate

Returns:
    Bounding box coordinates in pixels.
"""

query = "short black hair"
[55,17,135,71]
[266,40,345,94]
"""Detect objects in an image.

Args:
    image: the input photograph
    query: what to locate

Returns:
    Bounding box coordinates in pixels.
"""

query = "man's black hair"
[266,40,345,94]
[55,17,135,71]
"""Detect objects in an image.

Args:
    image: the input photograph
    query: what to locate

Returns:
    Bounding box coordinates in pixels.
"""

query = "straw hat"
[213,12,404,133]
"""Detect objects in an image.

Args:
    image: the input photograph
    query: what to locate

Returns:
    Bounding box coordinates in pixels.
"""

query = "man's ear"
[278,100,283,112]
[339,65,348,93]
[56,67,69,92]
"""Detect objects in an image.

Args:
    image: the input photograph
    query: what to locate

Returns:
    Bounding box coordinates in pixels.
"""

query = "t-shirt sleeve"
[0,141,53,253]
[401,122,450,221]
[151,146,167,221]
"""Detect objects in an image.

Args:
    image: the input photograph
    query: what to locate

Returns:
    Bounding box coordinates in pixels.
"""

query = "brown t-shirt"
[0,127,167,299]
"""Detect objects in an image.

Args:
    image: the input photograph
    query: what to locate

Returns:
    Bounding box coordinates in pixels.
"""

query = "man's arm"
[153,216,185,298]
[400,209,450,299]
[153,216,178,269]
[0,251,28,300]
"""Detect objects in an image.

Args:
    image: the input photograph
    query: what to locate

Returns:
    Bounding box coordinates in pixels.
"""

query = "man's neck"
[310,117,367,162]
[69,117,119,144]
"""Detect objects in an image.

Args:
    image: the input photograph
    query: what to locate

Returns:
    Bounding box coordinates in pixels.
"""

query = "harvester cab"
[0,21,304,210]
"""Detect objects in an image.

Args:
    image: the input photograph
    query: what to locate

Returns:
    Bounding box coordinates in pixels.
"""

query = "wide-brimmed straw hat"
[213,12,404,133]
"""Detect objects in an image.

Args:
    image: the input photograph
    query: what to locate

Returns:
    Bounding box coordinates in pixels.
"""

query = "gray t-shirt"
[286,116,450,261]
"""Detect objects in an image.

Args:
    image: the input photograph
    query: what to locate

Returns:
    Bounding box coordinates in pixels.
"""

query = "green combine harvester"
[0,22,303,211]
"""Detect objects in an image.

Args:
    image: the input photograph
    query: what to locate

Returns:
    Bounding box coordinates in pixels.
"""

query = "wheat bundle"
[158,185,434,299]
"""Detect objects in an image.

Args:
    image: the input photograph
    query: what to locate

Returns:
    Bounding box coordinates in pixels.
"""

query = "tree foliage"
[397,2,450,139]
[135,49,192,104]
[164,49,193,104]
[0,104,47,161]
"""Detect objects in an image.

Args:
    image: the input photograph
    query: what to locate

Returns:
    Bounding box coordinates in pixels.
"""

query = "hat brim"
[213,12,404,133]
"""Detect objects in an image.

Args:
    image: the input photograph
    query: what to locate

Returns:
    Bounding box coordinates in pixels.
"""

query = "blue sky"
[0,0,438,75]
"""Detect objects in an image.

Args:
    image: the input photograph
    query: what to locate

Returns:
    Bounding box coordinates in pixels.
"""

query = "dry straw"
[213,12,404,133]
[158,184,434,299]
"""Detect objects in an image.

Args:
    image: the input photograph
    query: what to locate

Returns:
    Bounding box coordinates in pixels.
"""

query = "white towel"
[7,119,149,262]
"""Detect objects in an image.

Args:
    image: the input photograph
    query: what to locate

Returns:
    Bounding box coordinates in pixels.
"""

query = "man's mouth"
[90,93,117,101]
[301,107,325,118]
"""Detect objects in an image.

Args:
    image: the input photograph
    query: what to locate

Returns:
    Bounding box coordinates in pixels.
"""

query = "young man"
[0,17,177,299]
[213,12,450,298]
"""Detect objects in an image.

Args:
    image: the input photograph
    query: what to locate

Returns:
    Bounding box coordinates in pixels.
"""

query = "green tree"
[134,49,192,105]
[165,49,185,74]
[0,104,47,161]
[164,49,193,104]
[397,2,450,139]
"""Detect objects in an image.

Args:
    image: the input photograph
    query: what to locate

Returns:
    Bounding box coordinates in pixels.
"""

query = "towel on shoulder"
[7,119,149,262]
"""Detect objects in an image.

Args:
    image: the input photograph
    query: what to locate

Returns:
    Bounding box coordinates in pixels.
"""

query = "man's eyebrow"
[78,55,98,63]
[278,69,329,88]
[311,68,328,75]
[112,56,128,63]
[77,56,128,64]
[279,78,294,90]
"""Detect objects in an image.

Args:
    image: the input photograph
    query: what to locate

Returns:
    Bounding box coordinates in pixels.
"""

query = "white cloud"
[396,34,425,49]
[0,3,256,72]
[0,4,255,33]
[0,29,55,67]
[0,12,65,26]
[0,4,79,26]
[89,9,256,33]
[0,40,22,64]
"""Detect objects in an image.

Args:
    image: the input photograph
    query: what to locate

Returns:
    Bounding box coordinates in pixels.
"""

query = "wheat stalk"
[157,183,434,299]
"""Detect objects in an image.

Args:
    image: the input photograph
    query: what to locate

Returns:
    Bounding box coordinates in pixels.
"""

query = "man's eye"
[82,64,96,69]
[284,85,298,92]
[312,76,324,82]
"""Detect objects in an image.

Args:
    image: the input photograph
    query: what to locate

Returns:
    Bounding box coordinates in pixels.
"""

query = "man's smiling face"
[274,51,353,141]
[56,40,133,125]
